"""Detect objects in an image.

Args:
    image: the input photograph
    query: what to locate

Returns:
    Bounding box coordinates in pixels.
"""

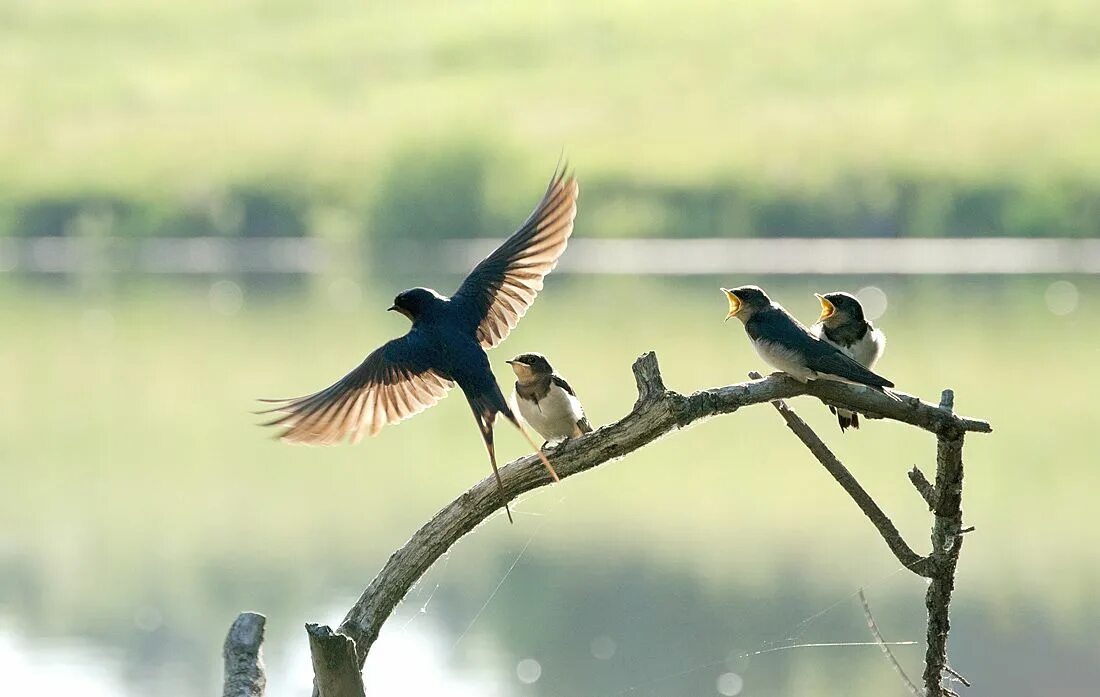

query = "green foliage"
[3,1,1100,238]
[368,142,503,242]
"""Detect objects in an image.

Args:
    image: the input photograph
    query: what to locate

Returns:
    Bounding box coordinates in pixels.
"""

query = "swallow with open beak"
[260,166,579,523]
[721,286,897,398]
[811,291,887,431]
[507,353,592,447]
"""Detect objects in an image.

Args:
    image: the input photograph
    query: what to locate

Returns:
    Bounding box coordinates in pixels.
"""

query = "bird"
[260,166,579,523]
[507,353,592,446]
[720,285,896,398]
[810,291,887,431]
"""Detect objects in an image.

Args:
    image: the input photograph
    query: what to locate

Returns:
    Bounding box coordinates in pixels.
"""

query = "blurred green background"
[4,0,1100,240]
[1,2,1098,697]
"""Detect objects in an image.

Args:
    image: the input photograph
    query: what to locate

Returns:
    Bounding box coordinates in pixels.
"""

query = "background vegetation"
[3,0,1100,240]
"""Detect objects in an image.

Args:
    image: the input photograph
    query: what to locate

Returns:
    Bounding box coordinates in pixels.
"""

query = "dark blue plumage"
[722,285,895,393]
[262,168,579,522]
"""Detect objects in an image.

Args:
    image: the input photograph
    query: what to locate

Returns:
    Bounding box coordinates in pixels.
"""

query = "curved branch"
[333,351,990,666]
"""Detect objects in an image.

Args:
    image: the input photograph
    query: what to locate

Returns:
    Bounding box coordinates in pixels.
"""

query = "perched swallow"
[507,353,592,446]
[811,292,887,431]
[721,286,896,398]
[261,167,579,523]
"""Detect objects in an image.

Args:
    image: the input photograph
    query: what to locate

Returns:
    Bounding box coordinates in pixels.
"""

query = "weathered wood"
[748,371,930,576]
[908,466,937,508]
[222,612,266,697]
[329,352,991,673]
[923,390,967,697]
[307,624,367,697]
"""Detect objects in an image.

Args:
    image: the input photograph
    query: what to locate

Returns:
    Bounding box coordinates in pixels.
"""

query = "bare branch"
[859,589,920,697]
[747,372,930,577]
[307,625,366,697]
[325,352,987,673]
[909,466,936,507]
[922,409,967,696]
[223,612,266,697]
[944,664,972,688]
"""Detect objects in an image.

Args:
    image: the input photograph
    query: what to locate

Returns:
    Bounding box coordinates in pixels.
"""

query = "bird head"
[815,291,865,327]
[721,285,771,323]
[506,353,553,380]
[388,287,443,322]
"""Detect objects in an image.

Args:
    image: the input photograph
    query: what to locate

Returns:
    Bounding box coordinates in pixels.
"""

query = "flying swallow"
[507,353,592,447]
[261,167,579,523]
[721,286,896,398]
[811,291,887,431]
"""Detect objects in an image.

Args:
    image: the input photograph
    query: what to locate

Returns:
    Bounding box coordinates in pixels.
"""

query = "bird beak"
[507,359,533,378]
[387,305,397,312]
[721,288,741,321]
[815,294,836,322]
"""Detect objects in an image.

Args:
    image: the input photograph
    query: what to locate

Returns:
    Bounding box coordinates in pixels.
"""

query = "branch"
[223,612,266,697]
[748,372,930,577]
[329,352,989,671]
[908,466,936,507]
[743,375,991,435]
[923,390,968,696]
[859,589,920,697]
[306,625,366,697]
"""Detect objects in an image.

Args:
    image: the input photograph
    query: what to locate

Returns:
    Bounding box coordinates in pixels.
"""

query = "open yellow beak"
[815,293,836,323]
[721,288,741,321]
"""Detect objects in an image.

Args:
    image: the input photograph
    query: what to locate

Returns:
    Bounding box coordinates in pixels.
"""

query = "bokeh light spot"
[855,286,888,321]
[1045,280,1078,316]
[717,671,744,696]
[209,280,244,316]
[516,658,541,684]
[590,635,617,660]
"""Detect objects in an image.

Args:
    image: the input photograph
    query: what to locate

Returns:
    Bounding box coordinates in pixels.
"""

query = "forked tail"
[503,411,560,482]
[466,387,560,526]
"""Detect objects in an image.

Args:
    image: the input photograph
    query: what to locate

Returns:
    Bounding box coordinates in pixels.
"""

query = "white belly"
[513,383,585,442]
[848,328,885,368]
[752,339,817,382]
[812,324,885,369]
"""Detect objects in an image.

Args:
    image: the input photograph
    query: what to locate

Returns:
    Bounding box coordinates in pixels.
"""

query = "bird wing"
[451,167,579,349]
[551,373,592,433]
[549,373,578,397]
[803,345,894,389]
[752,310,894,389]
[259,331,454,445]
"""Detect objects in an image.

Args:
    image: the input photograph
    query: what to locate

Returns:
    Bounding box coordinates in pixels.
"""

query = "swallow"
[810,292,887,431]
[721,286,897,398]
[261,167,579,523]
[507,353,592,447]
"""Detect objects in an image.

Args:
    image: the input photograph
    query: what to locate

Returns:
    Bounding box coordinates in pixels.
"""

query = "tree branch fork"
[223,351,990,697]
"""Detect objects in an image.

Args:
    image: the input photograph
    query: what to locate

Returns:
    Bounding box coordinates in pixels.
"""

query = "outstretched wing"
[259,331,453,445]
[452,167,579,349]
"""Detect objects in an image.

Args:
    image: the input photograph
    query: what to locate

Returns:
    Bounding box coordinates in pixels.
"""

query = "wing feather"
[452,167,579,349]
[260,332,453,445]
